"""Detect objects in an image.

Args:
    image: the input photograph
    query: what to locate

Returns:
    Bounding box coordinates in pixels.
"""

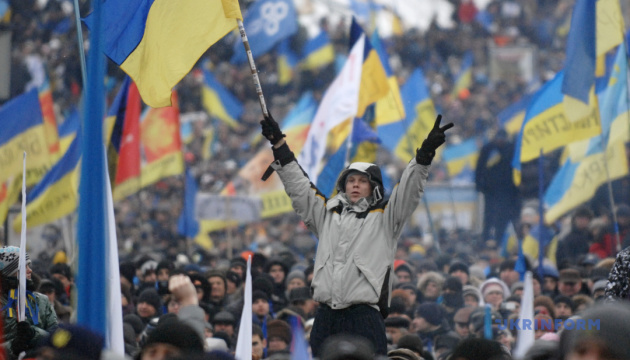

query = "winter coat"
[1,291,59,354]
[273,159,429,311]
[605,246,630,300]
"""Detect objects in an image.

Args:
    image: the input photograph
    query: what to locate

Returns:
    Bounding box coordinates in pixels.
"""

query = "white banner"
[194,194,262,223]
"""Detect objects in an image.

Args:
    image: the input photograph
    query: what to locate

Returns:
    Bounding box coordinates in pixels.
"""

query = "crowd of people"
[2,0,630,359]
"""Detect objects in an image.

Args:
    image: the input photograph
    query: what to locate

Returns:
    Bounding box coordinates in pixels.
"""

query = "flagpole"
[344,118,355,167]
[595,89,622,252]
[72,0,88,87]
[237,20,268,116]
[537,149,545,279]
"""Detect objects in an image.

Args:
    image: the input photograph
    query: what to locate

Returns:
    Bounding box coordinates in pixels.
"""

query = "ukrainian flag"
[13,133,81,231]
[511,71,601,185]
[497,93,534,136]
[202,68,243,129]
[0,89,52,185]
[350,18,389,118]
[377,68,437,162]
[371,30,405,126]
[58,108,80,156]
[83,0,243,108]
[277,39,299,86]
[451,51,473,98]
[544,43,630,222]
[300,31,335,71]
[442,138,480,179]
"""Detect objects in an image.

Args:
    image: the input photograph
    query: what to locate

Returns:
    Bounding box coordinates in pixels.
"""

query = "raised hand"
[416,115,454,165]
[260,113,286,145]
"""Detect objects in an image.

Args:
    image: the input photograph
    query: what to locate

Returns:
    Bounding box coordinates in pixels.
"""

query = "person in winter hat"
[0,246,58,357]
[412,303,456,354]
[136,288,162,325]
[479,278,510,311]
[260,111,453,356]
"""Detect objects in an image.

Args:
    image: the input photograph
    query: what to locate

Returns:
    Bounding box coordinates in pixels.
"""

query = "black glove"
[416,114,454,165]
[11,321,35,355]
[260,113,286,145]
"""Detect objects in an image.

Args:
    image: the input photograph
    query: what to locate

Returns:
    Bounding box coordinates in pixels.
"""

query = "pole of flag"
[237,20,269,116]
[604,155,621,252]
[18,153,27,321]
[76,0,108,336]
[537,149,545,279]
[71,0,88,87]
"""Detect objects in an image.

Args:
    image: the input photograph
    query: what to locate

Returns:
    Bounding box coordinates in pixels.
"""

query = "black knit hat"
[415,303,443,326]
[449,261,469,276]
[252,290,269,303]
[144,318,204,354]
[137,288,162,314]
[264,258,289,275]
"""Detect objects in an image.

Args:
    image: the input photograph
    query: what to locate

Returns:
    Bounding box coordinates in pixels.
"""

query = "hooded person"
[0,246,58,357]
[259,112,453,356]
[479,278,510,311]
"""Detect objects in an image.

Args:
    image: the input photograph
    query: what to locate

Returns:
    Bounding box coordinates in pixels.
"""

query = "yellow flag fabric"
[119,0,243,107]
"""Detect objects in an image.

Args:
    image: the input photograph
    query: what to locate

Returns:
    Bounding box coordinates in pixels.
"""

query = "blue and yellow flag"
[84,0,243,108]
[58,107,80,155]
[13,134,81,231]
[350,18,389,118]
[377,68,437,162]
[177,169,213,250]
[544,44,630,222]
[561,0,596,104]
[511,71,602,185]
[0,0,10,23]
[0,89,52,185]
[202,69,243,129]
[277,38,299,86]
[442,138,480,179]
[372,30,405,126]
[300,31,335,71]
[451,51,473,98]
[497,93,534,136]
[231,0,297,64]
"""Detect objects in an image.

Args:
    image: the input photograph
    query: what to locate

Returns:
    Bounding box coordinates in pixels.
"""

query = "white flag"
[297,35,365,184]
[234,256,253,360]
[513,271,535,359]
[105,152,125,356]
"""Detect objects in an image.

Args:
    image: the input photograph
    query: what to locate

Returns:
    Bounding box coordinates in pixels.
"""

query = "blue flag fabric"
[178,169,200,238]
[231,0,298,64]
[561,0,595,103]
[77,0,108,336]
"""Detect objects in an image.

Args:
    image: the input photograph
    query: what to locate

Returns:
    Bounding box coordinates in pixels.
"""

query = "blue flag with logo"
[231,0,298,64]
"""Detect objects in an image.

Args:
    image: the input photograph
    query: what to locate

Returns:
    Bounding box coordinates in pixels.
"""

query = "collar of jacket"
[326,193,373,213]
